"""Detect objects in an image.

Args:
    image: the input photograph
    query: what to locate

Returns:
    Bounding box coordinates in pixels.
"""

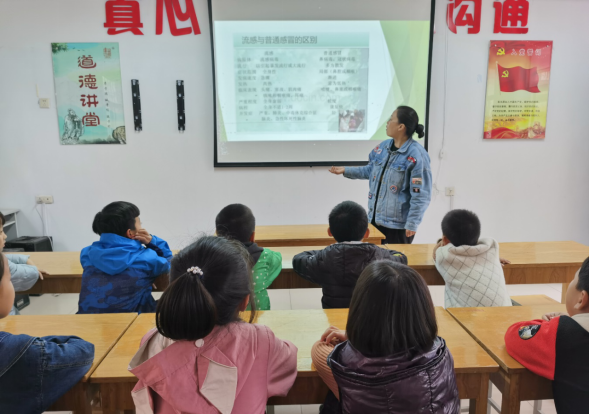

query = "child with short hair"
[293,201,407,308]
[505,257,589,413]
[78,201,172,314]
[129,236,297,413]
[433,209,511,308]
[311,260,459,413]
[0,253,95,413]
[0,212,46,314]
[215,203,281,310]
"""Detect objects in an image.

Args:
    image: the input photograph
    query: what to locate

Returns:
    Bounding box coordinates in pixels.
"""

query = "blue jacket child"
[0,253,95,413]
[77,202,172,314]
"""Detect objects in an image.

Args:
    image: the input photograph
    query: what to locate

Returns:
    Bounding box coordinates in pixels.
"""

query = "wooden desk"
[91,308,498,413]
[0,313,137,414]
[271,241,589,303]
[510,295,559,306]
[18,241,589,303]
[448,305,567,414]
[254,224,385,247]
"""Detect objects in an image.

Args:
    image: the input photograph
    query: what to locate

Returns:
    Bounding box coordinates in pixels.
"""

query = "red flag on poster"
[497,64,540,93]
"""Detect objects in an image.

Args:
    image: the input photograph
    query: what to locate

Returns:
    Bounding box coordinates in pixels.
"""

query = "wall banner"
[483,40,553,139]
[52,42,126,145]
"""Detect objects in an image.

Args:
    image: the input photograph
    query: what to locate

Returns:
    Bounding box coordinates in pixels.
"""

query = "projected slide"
[233,31,369,136]
[210,0,432,165]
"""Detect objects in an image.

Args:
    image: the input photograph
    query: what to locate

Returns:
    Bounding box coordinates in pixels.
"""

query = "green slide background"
[371,21,430,142]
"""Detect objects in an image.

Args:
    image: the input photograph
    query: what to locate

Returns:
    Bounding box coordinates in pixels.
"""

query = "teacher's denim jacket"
[0,332,94,413]
[344,138,432,232]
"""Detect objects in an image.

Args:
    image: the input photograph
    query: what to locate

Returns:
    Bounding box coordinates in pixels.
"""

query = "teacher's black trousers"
[372,219,415,244]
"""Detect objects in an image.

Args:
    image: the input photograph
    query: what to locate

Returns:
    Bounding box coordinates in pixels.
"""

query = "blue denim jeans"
[0,332,94,413]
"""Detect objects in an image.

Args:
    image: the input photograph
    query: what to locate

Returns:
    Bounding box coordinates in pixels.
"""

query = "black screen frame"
[209,0,436,167]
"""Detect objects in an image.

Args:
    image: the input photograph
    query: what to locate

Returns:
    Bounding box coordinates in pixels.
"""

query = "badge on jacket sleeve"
[368,193,373,199]
[412,177,423,185]
[518,325,541,340]
[389,185,398,194]
[407,156,417,164]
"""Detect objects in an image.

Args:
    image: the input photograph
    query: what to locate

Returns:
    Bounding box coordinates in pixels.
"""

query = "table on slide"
[0,313,137,414]
[90,308,498,414]
[19,241,589,303]
[447,304,567,414]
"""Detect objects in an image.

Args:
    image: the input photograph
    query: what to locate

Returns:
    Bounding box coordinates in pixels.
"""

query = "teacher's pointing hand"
[329,166,345,175]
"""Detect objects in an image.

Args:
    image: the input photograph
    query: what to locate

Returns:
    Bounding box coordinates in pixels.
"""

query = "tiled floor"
[20,293,79,315]
[29,283,562,413]
[487,383,558,414]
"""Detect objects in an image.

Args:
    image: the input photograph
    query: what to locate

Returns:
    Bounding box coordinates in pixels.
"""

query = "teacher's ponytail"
[396,106,424,139]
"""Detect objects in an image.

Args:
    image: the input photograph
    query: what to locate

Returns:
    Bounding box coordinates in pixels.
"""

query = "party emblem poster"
[51,43,126,145]
[483,41,553,139]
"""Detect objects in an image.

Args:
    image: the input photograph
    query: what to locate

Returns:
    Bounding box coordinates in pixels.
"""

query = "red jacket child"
[505,257,589,414]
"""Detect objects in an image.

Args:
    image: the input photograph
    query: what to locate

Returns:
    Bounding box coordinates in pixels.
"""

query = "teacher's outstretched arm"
[329,147,377,180]
[328,166,345,175]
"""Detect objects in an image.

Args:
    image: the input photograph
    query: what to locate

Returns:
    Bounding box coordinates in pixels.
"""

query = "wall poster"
[51,42,126,145]
[483,40,553,139]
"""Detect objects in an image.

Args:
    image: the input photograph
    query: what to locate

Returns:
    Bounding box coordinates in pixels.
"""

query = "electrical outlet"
[39,98,50,108]
[445,187,455,196]
[35,196,54,204]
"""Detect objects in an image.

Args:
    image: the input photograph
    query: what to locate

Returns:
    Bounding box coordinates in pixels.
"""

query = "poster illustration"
[51,43,126,145]
[483,40,553,139]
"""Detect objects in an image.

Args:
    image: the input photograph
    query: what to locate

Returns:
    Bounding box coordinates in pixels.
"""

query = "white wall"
[0,0,588,251]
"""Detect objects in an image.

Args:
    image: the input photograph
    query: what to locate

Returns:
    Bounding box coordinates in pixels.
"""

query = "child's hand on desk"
[27,258,46,280]
[500,258,511,267]
[321,326,348,345]
[542,312,566,321]
[133,228,153,245]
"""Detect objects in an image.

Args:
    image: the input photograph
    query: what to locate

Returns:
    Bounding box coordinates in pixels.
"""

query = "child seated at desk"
[0,253,95,413]
[0,211,46,315]
[129,236,297,413]
[215,203,281,310]
[293,201,406,309]
[78,201,172,314]
[432,209,512,308]
[505,257,589,413]
[311,260,459,413]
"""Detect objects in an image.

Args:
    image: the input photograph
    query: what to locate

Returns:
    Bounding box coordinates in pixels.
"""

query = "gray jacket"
[7,254,39,292]
[6,254,39,316]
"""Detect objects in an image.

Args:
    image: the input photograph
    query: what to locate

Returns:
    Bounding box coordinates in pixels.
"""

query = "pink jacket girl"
[129,236,297,413]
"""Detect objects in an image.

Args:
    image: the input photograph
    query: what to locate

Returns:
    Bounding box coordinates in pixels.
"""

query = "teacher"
[329,106,432,244]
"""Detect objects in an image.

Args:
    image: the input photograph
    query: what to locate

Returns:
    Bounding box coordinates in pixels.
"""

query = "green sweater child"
[244,243,282,310]
[215,203,283,310]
